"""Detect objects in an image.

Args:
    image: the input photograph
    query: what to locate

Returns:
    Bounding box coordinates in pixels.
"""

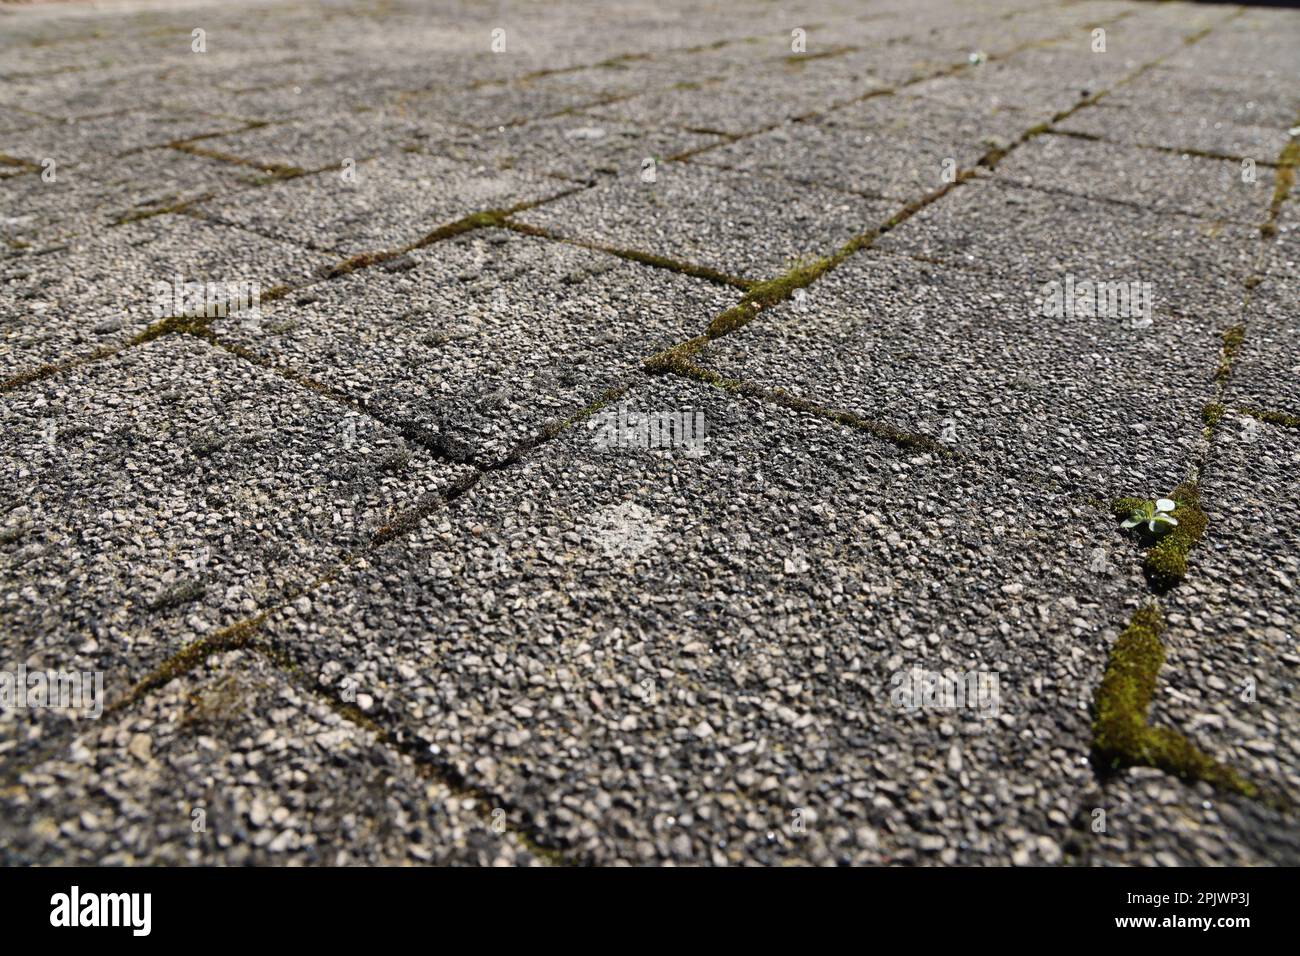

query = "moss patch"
[1241,406,1300,430]
[1092,603,1258,798]
[1215,325,1245,385]
[1114,482,1208,592]
[321,248,403,279]
[110,613,266,717]
[501,220,754,289]
[1260,135,1299,239]
[0,152,41,172]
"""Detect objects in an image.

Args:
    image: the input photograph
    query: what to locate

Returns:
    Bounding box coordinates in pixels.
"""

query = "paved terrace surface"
[1,0,1298,866]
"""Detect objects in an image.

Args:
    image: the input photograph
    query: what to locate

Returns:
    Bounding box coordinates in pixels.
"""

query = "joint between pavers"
[1236,406,1300,430]
[992,174,1261,228]
[0,188,584,397]
[646,14,1163,364]
[1044,127,1287,170]
[1260,127,1299,238]
[189,327,489,471]
[0,343,126,394]
[646,9,1134,167]
[168,142,307,179]
[244,641,570,866]
[0,152,42,173]
[652,349,1105,505]
[499,218,756,290]
[1089,601,1293,812]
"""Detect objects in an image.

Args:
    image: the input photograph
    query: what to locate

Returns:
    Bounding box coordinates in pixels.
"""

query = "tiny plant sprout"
[1121,498,1179,535]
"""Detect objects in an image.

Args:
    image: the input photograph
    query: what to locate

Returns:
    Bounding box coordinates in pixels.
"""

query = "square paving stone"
[257,373,1148,865]
[209,230,737,464]
[695,248,1224,495]
[515,160,896,279]
[197,151,562,256]
[0,63,178,122]
[1148,418,1300,805]
[1266,204,1299,278]
[585,64,891,138]
[922,4,1172,63]
[1115,61,1298,129]
[905,55,1101,123]
[1159,25,1300,84]
[994,133,1274,225]
[714,37,959,90]
[2,213,334,377]
[0,650,538,865]
[174,110,429,173]
[393,76,625,132]
[0,335,472,765]
[693,93,1035,202]
[0,107,53,137]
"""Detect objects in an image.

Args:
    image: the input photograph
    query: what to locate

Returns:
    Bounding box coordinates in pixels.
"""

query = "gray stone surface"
[164,111,429,173]
[585,62,890,138]
[1228,274,1300,415]
[414,115,723,185]
[260,374,1146,865]
[994,133,1274,225]
[0,650,538,865]
[1082,768,1300,865]
[694,247,1224,496]
[1152,418,1300,804]
[906,50,1118,121]
[876,176,1258,295]
[692,93,1031,202]
[394,76,627,132]
[1,147,255,247]
[1057,63,1298,160]
[1273,202,1300,271]
[1,109,238,168]
[2,0,1298,868]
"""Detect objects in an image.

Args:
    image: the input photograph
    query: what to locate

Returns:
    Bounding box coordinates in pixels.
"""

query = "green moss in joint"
[129,313,214,346]
[1242,406,1300,429]
[110,614,266,717]
[1215,325,1245,385]
[1092,603,1257,798]
[1113,482,1207,592]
